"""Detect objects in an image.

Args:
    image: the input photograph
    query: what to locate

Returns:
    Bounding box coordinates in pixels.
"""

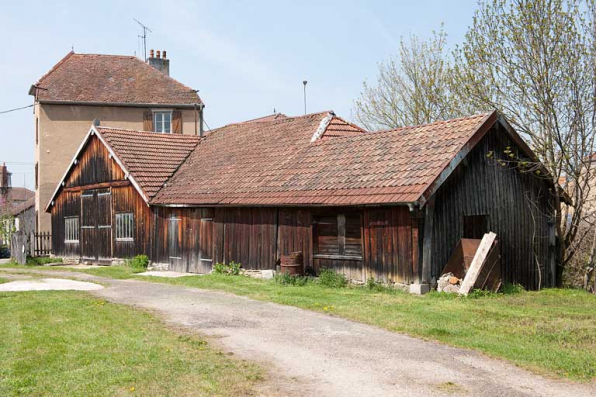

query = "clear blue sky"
[0,0,477,188]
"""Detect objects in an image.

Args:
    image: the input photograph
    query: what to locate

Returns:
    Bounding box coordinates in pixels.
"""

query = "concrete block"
[409,283,430,295]
[261,270,275,280]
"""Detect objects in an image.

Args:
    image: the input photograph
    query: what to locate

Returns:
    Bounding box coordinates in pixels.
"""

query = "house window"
[313,213,362,259]
[154,111,172,133]
[115,212,134,241]
[65,216,79,243]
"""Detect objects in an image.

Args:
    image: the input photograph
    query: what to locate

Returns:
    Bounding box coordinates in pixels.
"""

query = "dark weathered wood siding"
[51,135,153,262]
[51,190,81,258]
[429,125,557,289]
[151,207,214,273]
[363,207,417,284]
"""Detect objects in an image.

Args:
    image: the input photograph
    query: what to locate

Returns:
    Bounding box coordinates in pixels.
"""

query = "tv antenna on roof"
[134,18,152,61]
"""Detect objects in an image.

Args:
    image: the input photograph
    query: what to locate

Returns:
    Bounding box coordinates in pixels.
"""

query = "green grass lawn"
[2,263,596,381]
[0,290,262,397]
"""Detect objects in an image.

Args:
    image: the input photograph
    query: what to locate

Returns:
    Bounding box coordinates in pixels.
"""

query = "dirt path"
[1,268,595,397]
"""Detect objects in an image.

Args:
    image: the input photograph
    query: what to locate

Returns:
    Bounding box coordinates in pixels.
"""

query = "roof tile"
[151,112,493,205]
[33,52,202,105]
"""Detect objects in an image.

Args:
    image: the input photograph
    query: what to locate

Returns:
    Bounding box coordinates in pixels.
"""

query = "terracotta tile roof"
[238,113,288,124]
[151,111,495,206]
[96,127,200,199]
[31,52,202,106]
[321,116,367,139]
[5,187,34,203]
[0,188,35,216]
[10,196,35,216]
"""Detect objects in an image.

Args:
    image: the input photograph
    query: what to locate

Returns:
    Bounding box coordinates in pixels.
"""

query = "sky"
[0,0,478,188]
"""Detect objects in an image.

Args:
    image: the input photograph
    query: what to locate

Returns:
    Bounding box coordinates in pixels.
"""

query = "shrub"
[501,283,525,295]
[364,276,392,292]
[126,255,149,271]
[318,268,348,288]
[466,289,497,299]
[212,261,241,275]
[274,272,312,286]
[26,256,63,266]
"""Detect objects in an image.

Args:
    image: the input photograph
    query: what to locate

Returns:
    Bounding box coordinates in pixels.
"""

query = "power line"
[0,104,33,115]
[203,118,212,132]
[0,161,34,165]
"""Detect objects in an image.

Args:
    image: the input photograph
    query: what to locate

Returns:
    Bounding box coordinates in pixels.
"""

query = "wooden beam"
[459,232,497,295]
[421,197,435,284]
[63,180,130,193]
[338,214,346,255]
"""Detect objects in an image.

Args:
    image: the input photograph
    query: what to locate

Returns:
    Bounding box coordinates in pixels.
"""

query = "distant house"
[46,111,564,290]
[0,163,35,247]
[29,50,204,233]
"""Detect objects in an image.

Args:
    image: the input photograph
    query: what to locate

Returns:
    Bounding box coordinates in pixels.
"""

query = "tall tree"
[452,0,596,282]
[354,29,463,130]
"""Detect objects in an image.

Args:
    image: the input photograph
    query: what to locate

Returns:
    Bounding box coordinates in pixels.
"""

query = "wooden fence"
[31,232,52,257]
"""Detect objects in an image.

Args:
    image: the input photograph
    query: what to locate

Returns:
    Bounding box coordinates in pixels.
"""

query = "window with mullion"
[115,212,134,241]
[153,111,172,133]
[313,212,362,258]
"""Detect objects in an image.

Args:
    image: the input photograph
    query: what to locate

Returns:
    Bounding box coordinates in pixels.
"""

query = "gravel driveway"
[2,268,594,397]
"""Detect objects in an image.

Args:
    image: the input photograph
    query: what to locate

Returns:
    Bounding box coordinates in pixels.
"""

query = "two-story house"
[29,50,204,233]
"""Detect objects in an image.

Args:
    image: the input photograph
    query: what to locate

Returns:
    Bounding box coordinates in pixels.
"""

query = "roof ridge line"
[98,125,201,138]
[415,111,497,206]
[310,112,335,142]
[34,50,75,87]
[379,111,494,134]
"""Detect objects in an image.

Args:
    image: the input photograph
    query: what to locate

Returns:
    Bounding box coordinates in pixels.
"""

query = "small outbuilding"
[47,111,563,290]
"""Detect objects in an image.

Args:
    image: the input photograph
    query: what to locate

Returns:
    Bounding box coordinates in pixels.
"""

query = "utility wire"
[0,161,34,165]
[203,118,212,132]
[0,104,33,114]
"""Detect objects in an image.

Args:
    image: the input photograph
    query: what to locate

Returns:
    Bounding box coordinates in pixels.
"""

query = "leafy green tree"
[452,0,596,282]
[354,28,464,130]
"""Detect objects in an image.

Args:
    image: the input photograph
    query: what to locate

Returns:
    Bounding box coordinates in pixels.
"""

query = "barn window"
[313,213,362,259]
[115,212,134,241]
[463,214,489,239]
[153,111,172,133]
[64,216,79,243]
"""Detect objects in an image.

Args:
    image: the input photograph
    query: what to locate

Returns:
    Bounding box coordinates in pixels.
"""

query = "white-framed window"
[65,216,79,243]
[115,212,134,241]
[153,111,172,133]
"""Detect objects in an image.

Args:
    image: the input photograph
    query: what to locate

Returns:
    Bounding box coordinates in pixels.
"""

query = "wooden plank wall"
[51,191,81,258]
[430,125,556,289]
[278,209,313,269]
[152,207,214,273]
[112,185,152,259]
[362,207,415,284]
[64,136,125,188]
[212,206,416,284]
[212,207,278,270]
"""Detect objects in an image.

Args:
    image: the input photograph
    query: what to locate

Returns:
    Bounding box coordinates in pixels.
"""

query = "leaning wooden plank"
[459,232,497,296]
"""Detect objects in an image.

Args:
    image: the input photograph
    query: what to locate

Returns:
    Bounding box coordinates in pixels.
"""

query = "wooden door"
[185,211,214,274]
[196,216,214,273]
[168,216,184,271]
[80,189,112,263]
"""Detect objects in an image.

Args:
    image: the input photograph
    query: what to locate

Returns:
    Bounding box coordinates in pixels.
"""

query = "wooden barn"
[46,110,563,290]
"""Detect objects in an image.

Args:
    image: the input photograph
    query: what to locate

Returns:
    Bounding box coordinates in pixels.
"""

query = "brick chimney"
[147,49,170,76]
[0,162,11,196]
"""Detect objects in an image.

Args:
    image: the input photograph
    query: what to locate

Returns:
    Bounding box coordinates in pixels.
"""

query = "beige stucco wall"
[36,103,201,233]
